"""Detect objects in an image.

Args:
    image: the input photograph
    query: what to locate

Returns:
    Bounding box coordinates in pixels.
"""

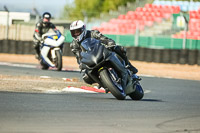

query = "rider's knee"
[114,46,126,55]
[33,41,40,48]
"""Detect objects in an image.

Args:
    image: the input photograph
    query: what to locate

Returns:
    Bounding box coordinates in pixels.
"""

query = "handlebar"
[42,32,57,39]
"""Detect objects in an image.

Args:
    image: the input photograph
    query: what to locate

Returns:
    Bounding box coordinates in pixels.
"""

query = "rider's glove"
[40,39,44,44]
[79,63,87,70]
[106,45,116,51]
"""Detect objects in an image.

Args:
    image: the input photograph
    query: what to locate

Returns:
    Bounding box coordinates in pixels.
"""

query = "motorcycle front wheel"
[40,60,49,70]
[129,81,144,100]
[55,50,62,71]
[99,69,126,100]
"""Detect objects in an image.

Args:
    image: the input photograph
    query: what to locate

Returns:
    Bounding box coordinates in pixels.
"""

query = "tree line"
[62,0,136,20]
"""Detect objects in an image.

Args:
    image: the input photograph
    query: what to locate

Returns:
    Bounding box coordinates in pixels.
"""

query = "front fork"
[51,47,61,62]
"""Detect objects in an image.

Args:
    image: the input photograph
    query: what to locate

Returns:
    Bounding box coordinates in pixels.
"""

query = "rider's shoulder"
[91,29,101,34]
[91,30,103,38]
[36,20,43,26]
[49,22,56,28]
[70,40,78,47]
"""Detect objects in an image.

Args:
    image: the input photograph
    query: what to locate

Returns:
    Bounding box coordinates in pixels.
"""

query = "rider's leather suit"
[33,19,57,59]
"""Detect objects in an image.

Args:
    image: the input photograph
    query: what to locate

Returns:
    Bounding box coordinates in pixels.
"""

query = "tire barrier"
[138,47,146,61]
[197,50,200,65]
[126,46,138,61]
[145,48,154,62]
[0,40,199,66]
[162,49,170,63]
[153,49,162,63]
[125,46,199,65]
[188,50,197,65]
[179,49,188,64]
[171,50,179,64]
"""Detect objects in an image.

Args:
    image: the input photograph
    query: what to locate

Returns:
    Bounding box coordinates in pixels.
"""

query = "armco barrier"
[0,40,199,66]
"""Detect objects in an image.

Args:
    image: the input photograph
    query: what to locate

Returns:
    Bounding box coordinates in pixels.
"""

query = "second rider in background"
[33,12,59,60]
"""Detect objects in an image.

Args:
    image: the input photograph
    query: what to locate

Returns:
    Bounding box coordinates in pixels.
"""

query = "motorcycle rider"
[69,20,138,85]
[33,12,59,60]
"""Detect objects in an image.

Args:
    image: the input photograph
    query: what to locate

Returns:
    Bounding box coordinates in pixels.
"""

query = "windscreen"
[81,38,101,52]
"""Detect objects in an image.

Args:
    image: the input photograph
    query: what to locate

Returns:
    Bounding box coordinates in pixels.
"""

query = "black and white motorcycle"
[80,38,144,100]
[40,30,65,71]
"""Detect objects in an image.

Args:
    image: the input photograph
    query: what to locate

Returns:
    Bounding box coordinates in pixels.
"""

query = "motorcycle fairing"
[40,31,65,67]
[44,35,65,47]
[41,46,55,67]
[80,38,128,91]
[80,38,111,68]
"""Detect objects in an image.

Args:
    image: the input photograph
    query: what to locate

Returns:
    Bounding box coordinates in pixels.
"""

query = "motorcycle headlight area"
[53,36,58,40]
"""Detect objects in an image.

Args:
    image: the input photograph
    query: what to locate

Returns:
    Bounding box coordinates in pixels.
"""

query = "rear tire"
[55,50,62,71]
[99,69,126,100]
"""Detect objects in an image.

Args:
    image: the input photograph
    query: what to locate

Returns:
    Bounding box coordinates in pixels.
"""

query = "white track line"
[45,87,98,93]
[0,62,36,68]
[0,62,167,79]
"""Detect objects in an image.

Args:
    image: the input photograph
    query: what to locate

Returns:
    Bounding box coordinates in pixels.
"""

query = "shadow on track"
[140,99,163,102]
[105,97,164,102]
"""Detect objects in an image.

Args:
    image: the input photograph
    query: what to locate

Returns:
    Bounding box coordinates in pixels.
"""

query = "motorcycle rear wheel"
[99,69,126,100]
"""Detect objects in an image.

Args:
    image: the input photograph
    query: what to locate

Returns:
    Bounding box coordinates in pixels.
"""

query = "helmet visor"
[70,28,83,39]
[43,18,50,22]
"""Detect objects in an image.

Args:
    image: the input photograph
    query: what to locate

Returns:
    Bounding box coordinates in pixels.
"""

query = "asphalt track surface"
[0,63,200,133]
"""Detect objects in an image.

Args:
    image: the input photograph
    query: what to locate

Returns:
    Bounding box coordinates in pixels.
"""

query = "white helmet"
[70,20,86,42]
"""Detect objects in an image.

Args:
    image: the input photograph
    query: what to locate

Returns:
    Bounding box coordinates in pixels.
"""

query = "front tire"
[40,60,49,70]
[129,82,144,100]
[99,69,126,100]
[55,50,62,71]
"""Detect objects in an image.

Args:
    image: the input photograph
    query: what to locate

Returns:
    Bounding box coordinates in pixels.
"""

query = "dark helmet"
[42,12,51,19]
[42,12,51,23]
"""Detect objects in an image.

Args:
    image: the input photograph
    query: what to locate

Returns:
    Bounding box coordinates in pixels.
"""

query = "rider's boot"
[113,46,138,74]
[126,62,138,74]
[124,57,141,80]
[132,74,142,81]
[123,56,138,74]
